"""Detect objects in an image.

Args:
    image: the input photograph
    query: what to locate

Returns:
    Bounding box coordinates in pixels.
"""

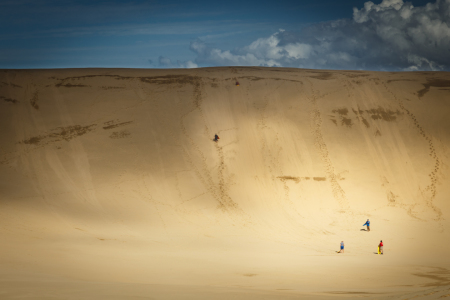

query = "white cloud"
[284,43,313,59]
[158,56,197,69]
[189,39,281,67]
[186,0,450,71]
[158,56,173,67]
[177,60,198,68]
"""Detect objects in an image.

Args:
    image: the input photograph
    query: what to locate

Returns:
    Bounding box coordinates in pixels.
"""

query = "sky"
[0,0,448,71]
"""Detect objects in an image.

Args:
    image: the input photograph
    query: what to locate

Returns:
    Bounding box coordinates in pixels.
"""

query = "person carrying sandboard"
[363,219,370,231]
[378,240,383,255]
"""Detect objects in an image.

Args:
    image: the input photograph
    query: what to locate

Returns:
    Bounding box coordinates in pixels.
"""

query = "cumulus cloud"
[188,0,450,71]
[158,56,197,68]
[177,60,198,68]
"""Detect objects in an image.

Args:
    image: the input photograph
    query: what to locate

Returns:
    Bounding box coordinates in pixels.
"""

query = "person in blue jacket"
[363,219,370,231]
[338,241,344,253]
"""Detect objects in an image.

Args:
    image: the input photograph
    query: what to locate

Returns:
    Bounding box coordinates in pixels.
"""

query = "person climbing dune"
[363,219,370,231]
[214,134,219,142]
[337,241,344,253]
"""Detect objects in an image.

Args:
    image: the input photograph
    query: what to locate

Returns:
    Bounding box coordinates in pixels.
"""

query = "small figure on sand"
[337,241,344,253]
[236,81,240,86]
[378,240,383,255]
[363,219,370,231]
[214,134,219,142]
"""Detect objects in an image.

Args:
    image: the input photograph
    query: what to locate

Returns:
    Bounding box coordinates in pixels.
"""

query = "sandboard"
[377,246,381,254]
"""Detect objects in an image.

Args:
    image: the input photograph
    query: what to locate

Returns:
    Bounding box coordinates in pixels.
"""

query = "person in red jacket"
[378,240,383,255]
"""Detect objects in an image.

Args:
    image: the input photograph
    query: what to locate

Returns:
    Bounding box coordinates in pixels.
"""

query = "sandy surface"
[0,67,450,299]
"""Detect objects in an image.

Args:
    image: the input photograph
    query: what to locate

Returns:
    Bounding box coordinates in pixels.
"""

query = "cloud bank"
[188,0,450,71]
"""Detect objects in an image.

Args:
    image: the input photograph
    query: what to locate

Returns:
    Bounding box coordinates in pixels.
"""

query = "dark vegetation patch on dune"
[343,73,370,78]
[326,291,378,295]
[109,130,130,139]
[278,176,334,182]
[55,83,90,88]
[309,72,333,80]
[313,177,326,181]
[387,79,415,83]
[235,76,302,83]
[21,124,96,145]
[352,108,364,115]
[53,74,134,88]
[362,117,370,128]
[0,96,18,104]
[53,74,134,82]
[265,68,301,73]
[351,108,371,127]
[332,108,348,116]
[277,176,300,183]
[331,106,402,128]
[57,125,96,141]
[139,75,200,85]
[366,107,401,121]
[103,120,133,130]
[22,136,45,145]
[53,74,203,87]
[51,72,305,89]
[0,81,22,88]
[101,86,126,90]
[417,79,450,98]
[341,117,353,127]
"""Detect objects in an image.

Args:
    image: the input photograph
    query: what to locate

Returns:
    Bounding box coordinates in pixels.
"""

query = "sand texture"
[1,67,450,299]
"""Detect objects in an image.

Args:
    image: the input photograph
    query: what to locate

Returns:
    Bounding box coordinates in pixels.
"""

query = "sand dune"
[1,67,450,299]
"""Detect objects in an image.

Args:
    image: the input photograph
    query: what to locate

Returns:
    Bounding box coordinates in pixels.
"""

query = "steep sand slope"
[0,67,449,299]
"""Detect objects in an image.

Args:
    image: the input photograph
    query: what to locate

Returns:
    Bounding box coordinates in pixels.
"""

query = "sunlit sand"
[1,67,449,299]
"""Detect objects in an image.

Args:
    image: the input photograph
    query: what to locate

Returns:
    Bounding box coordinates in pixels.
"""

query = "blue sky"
[0,0,448,70]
